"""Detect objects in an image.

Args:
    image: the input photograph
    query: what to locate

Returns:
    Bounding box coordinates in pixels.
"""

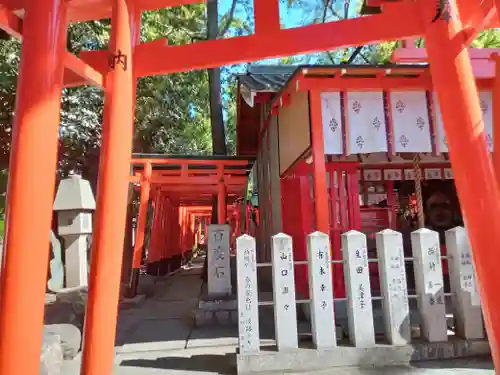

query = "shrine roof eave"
[237,63,430,106]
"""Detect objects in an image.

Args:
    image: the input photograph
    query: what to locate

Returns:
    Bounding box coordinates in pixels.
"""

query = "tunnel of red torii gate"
[1,0,500,374]
[127,154,253,295]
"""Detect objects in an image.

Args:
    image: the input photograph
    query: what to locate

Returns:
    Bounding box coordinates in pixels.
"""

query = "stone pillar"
[207,224,231,296]
[53,174,96,288]
[307,231,336,349]
[411,228,447,342]
[236,235,260,354]
[342,230,375,347]
[446,226,484,339]
[376,229,410,345]
[271,233,298,351]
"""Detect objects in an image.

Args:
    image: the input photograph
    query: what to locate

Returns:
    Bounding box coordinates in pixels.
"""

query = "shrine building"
[235,54,495,298]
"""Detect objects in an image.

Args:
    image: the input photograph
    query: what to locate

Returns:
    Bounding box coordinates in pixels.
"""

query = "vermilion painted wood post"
[158,194,168,273]
[492,54,500,190]
[308,91,330,235]
[123,2,142,289]
[218,182,227,224]
[422,0,500,367]
[147,193,160,273]
[0,0,68,373]
[81,0,135,372]
[130,161,152,295]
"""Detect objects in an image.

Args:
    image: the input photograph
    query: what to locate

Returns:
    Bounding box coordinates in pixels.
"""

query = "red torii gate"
[1,0,500,374]
[128,155,251,294]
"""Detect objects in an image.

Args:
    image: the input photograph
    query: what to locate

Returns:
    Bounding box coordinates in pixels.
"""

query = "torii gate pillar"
[81,0,136,374]
[421,0,500,367]
[0,0,68,373]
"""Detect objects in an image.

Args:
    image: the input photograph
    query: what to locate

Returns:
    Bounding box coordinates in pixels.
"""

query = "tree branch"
[218,0,238,38]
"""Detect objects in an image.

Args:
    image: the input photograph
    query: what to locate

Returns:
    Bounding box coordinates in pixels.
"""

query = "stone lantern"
[53,174,96,288]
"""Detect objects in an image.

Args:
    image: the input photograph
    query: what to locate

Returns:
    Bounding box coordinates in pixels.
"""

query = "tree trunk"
[207,0,227,156]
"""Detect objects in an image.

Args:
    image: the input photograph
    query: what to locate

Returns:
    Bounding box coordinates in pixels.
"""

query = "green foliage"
[0,4,236,189]
[471,29,500,48]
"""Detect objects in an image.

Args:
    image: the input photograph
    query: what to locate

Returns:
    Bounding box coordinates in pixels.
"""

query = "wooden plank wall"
[278,91,311,175]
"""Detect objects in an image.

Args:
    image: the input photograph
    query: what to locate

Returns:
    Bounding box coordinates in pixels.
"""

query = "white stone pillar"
[236,235,260,354]
[342,230,375,347]
[376,229,410,345]
[307,231,336,349]
[411,228,447,342]
[271,233,298,351]
[445,226,483,339]
[207,224,232,296]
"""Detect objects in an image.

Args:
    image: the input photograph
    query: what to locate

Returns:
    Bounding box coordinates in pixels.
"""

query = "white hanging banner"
[432,92,448,153]
[347,91,387,154]
[479,91,493,152]
[321,92,344,155]
[433,91,492,153]
[390,91,432,153]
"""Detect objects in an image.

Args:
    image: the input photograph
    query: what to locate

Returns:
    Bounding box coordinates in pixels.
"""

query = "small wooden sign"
[443,168,454,180]
[404,169,416,181]
[383,169,402,181]
[424,168,442,180]
[363,169,382,182]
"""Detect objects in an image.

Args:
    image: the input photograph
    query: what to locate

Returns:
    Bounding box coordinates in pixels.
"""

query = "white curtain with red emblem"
[432,92,448,153]
[346,91,387,154]
[390,91,432,153]
[321,92,344,155]
[479,91,493,152]
[433,91,493,153]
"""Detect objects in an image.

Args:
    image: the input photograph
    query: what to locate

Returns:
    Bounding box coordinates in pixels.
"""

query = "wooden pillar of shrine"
[309,90,330,234]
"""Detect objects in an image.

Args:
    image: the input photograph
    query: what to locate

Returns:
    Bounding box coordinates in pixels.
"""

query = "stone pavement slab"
[62,355,494,375]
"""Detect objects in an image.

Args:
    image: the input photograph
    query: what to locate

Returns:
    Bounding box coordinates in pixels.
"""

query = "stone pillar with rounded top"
[446,226,484,340]
[376,229,410,345]
[411,228,447,342]
[53,174,96,288]
[342,230,375,347]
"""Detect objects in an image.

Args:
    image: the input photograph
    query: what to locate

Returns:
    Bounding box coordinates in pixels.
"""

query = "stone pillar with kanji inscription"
[307,232,336,349]
[271,233,298,350]
[411,228,447,342]
[236,235,260,353]
[207,224,231,296]
[342,230,375,347]
[446,226,484,339]
[376,229,410,345]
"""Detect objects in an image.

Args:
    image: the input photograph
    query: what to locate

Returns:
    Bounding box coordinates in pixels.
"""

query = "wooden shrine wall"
[320,90,494,155]
[255,106,273,288]
[268,115,283,236]
[278,91,311,175]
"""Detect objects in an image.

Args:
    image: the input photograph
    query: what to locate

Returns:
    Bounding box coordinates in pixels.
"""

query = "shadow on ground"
[411,356,494,370]
[121,354,236,374]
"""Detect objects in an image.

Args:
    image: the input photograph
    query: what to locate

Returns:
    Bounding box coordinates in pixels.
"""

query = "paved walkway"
[62,258,495,375]
[63,258,240,374]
